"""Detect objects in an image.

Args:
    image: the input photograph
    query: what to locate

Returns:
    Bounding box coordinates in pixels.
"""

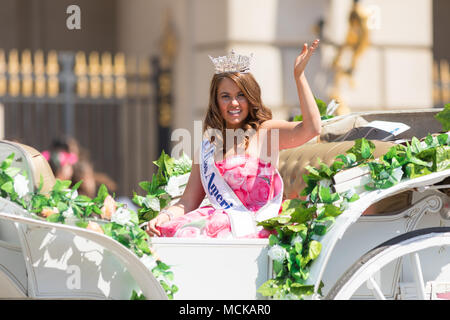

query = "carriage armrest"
[0,140,55,194]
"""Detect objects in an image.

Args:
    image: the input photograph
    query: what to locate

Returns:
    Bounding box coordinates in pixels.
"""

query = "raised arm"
[146,162,205,236]
[261,40,322,150]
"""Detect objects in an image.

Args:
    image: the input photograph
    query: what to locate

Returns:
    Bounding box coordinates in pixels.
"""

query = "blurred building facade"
[0,0,448,197]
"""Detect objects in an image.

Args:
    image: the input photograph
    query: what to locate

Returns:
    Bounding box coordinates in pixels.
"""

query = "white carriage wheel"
[325,227,450,300]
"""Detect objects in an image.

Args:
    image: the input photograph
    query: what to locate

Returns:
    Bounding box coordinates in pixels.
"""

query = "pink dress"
[158,155,283,239]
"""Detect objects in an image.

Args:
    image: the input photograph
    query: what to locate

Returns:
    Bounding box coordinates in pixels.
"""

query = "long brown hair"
[203,72,272,150]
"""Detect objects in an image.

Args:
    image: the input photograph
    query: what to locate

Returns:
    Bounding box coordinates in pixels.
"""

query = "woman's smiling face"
[217,77,249,129]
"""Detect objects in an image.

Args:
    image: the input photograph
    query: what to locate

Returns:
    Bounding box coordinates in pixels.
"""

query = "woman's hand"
[294,39,320,79]
[145,212,171,237]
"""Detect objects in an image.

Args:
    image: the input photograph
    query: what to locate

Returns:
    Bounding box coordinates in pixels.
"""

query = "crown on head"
[208,50,253,74]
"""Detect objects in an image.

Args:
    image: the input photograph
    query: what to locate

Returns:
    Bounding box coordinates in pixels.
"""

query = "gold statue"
[330,0,370,115]
[158,8,177,127]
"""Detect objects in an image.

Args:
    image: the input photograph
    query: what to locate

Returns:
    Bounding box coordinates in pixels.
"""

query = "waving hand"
[294,39,320,78]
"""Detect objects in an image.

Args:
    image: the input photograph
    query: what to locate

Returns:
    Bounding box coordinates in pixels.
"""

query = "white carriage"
[0,108,449,300]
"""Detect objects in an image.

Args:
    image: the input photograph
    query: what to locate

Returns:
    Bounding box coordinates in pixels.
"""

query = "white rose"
[70,190,78,200]
[143,196,160,212]
[319,179,332,188]
[315,219,334,230]
[392,167,403,182]
[290,235,303,246]
[13,174,29,198]
[111,207,132,226]
[140,254,157,271]
[62,207,75,219]
[268,244,288,262]
[282,293,298,300]
[165,177,180,197]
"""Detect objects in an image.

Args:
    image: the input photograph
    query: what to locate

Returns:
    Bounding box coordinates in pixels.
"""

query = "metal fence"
[0,48,172,197]
[433,58,450,108]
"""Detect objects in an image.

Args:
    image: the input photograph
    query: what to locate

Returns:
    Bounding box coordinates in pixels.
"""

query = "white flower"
[165,177,180,197]
[319,179,332,188]
[140,254,157,271]
[63,189,78,200]
[380,170,389,179]
[62,207,75,219]
[111,207,132,226]
[13,174,29,198]
[282,293,298,300]
[268,244,288,262]
[315,219,334,230]
[273,291,298,300]
[144,196,160,212]
[343,187,356,199]
[70,190,78,200]
[392,167,403,182]
[291,235,303,246]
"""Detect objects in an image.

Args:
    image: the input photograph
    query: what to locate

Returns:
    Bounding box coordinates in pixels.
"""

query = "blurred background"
[0,0,448,199]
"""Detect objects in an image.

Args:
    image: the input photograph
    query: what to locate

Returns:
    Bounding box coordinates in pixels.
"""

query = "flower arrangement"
[132,150,191,225]
[0,153,178,300]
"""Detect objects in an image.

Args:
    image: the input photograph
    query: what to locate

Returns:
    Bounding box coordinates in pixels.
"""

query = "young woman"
[146,39,321,239]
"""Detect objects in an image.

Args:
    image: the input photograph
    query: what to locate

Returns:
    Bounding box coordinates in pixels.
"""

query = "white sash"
[200,139,283,237]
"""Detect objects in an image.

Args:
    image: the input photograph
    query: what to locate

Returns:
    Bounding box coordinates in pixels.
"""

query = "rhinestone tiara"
[208,50,253,74]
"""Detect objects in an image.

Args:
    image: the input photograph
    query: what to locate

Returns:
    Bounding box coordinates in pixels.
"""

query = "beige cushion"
[320,115,369,142]
[278,140,396,199]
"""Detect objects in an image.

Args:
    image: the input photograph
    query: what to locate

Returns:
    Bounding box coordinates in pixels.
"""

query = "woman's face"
[217,77,249,129]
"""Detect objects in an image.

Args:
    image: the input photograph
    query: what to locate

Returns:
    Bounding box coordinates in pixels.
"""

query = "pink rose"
[223,169,245,189]
[257,228,274,238]
[223,156,246,170]
[234,189,249,207]
[215,162,226,175]
[175,226,201,238]
[258,166,275,177]
[273,174,283,197]
[159,216,189,237]
[215,228,232,238]
[184,208,211,222]
[246,176,271,206]
[240,158,259,176]
[204,212,231,238]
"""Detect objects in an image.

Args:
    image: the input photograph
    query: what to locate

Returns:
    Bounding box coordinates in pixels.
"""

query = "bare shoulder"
[260,119,298,131]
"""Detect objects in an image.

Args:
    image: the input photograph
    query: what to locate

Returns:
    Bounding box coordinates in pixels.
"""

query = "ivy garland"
[0,153,178,300]
[256,132,450,299]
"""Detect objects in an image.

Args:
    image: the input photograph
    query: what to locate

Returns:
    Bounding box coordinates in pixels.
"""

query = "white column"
[324,0,433,112]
